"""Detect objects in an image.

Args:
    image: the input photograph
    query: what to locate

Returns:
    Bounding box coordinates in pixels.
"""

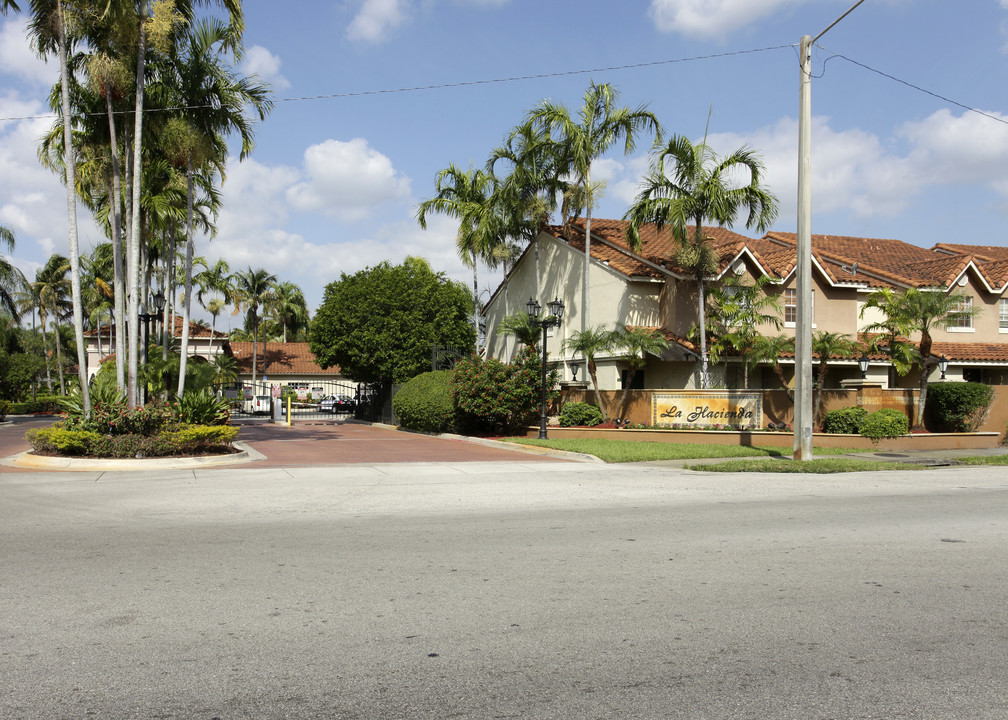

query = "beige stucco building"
[482,219,1008,392]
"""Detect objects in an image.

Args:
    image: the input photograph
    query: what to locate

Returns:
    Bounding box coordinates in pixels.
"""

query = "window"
[947,296,973,331]
[1000,298,1008,331]
[783,289,813,327]
[784,289,797,325]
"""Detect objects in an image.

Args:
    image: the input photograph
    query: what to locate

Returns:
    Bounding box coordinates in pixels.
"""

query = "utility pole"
[794,0,866,461]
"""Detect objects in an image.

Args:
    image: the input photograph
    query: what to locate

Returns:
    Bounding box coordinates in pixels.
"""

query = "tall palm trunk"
[55,324,66,395]
[127,5,148,407]
[582,163,592,334]
[471,249,479,350]
[41,312,53,391]
[56,0,90,411]
[694,223,709,390]
[177,161,195,398]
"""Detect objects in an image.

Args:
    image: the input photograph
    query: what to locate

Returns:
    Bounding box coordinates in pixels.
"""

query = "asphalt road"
[2,462,1007,719]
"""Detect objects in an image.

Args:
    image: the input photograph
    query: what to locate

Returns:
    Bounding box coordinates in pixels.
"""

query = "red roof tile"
[230,342,342,376]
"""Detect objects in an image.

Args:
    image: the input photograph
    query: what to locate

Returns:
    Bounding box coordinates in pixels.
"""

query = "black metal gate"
[219,380,361,421]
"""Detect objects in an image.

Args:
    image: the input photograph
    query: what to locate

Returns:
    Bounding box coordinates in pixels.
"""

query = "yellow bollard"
[287,396,292,426]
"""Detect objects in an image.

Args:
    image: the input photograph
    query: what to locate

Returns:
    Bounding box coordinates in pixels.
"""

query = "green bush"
[559,401,604,427]
[165,424,239,453]
[89,433,177,458]
[451,348,558,435]
[859,408,909,441]
[178,390,231,425]
[821,405,868,434]
[26,427,102,456]
[925,382,994,432]
[9,396,63,414]
[393,370,455,433]
[0,399,9,421]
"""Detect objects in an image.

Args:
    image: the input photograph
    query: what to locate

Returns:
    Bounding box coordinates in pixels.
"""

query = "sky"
[2,0,1008,323]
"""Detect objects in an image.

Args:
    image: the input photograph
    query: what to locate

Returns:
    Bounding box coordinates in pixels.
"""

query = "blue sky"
[2,0,1008,321]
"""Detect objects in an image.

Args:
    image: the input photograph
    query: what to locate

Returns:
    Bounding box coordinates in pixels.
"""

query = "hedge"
[392,370,455,433]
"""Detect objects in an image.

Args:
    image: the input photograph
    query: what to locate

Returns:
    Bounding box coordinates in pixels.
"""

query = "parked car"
[249,395,272,415]
[317,394,356,413]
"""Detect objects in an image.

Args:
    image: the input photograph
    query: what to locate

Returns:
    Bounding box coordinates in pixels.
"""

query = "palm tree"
[24,0,92,412]
[705,275,783,389]
[811,330,861,424]
[417,164,503,345]
[32,255,72,393]
[529,81,660,332]
[859,287,918,378]
[563,325,620,418]
[612,327,670,419]
[752,334,796,401]
[1,224,26,319]
[625,135,778,389]
[497,311,541,355]
[163,18,271,399]
[267,281,309,343]
[233,267,276,389]
[865,288,977,429]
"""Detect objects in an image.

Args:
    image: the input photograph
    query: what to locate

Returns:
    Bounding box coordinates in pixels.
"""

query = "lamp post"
[527,296,564,440]
[938,356,948,381]
[858,354,869,380]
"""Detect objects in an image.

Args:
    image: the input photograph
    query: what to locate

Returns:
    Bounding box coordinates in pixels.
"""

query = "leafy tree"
[863,287,977,428]
[267,280,309,343]
[705,275,782,389]
[309,257,475,386]
[611,326,670,419]
[563,325,620,418]
[752,334,795,400]
[811,330,861,423]
[859,287,917,377]
[529,81,660,331]
[625,134,778,388]
[497,310,541,354]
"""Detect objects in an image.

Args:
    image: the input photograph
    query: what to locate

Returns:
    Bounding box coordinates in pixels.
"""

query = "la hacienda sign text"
[651,391,763,429]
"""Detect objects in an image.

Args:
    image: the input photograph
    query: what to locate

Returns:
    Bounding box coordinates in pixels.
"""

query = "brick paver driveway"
[0,417,564,470]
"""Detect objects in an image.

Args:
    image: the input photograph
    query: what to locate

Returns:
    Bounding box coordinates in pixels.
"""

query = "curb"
[1,441,265,472]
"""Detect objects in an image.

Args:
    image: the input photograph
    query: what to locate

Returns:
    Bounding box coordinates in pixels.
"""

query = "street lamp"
[938,356,948,381]
[858,354,869,380]
[527,296,565,440]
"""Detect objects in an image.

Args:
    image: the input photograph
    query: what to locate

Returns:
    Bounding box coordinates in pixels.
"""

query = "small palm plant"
[563,325,620,418]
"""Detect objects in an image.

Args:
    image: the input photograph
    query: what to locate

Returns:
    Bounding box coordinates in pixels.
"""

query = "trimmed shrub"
[821,405,868,434]
[26,427,102,455]
[559,401,604,427]
[165,424,239,454]
[0,399,9,421]
[859,408,909,441]
[9,396,63,414]
[392,370,455,433]
[88,433,177,458]
[925,382,994,432]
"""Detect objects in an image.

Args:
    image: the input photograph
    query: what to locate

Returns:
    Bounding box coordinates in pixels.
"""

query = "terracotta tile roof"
[230,342,342,376]
[932,243,1008,262]
[980,260,1008,288]
[930,341,1008,363]
[560,218,757,277]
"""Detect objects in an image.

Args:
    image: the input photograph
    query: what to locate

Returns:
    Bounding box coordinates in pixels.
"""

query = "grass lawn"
[503,437,859,464]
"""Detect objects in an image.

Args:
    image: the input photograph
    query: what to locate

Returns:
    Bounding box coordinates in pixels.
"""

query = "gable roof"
[229,342,342,376]
[84,313,227,340]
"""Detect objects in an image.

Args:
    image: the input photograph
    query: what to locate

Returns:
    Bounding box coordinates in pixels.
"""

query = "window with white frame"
[947,296,973,330]
[1000,298,1008,331]
[783,288,813,326]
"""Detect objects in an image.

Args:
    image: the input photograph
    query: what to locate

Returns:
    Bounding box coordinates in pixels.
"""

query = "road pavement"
[2,460,1007,718]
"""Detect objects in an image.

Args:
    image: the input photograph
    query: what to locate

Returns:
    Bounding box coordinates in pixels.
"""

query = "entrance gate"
[220,379,361,421]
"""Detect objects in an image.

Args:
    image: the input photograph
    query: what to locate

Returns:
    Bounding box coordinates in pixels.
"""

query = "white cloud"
[900,108,1008,187]
[648,0,810,38]
[347,0,408,43]
[240,45,290,90]
[286,138,411,221]
[0,17,56,86]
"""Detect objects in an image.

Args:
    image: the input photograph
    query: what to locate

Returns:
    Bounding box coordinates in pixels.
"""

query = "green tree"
[267,280,309,343]
[417,164,503,345]
[859,287,918,377]
[611,326,670,418]
[752,334,795,401]
[563,325,619,418]
[625,135,778,388]
[0,224,26,318]
[863,287,977,428]
[529,81,660,332]
[811,330,861,424]
[705,275,782,389]
[309,258,475,386]
[497,310,541,354]
[32,254,72,393]
[233,266,276,387]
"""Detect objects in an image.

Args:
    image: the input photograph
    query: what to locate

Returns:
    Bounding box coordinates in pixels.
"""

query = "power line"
[0,45,793,122]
